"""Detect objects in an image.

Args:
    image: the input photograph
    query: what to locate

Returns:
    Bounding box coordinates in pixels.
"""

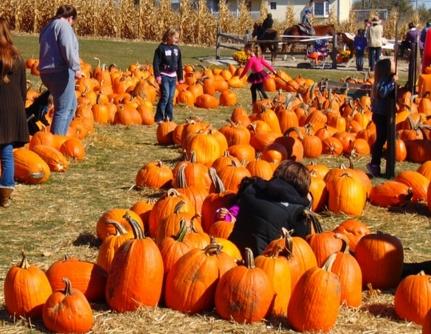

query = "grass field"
[0,34,428,333]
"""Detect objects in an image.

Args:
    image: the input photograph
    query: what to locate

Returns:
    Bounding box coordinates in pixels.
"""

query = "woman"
[366,16,383,71]
[0,18,29,207]
[39,5,82,135]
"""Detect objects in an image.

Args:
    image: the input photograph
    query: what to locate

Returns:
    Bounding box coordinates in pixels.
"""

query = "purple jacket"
[405,29,420,46]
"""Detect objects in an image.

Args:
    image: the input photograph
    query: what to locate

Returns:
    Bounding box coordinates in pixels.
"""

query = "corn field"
[0,0,424,46]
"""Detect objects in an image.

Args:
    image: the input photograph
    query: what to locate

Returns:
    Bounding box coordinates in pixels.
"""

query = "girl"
[367,58,397,177]
[39,5,82,135]
[153,28,183,122]
[0,18,29,207]
[239,43,276,105]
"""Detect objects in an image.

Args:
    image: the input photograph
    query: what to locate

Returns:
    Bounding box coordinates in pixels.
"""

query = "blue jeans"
[356,50,364,71]
[0,144,15,188]
[368,47,381,71]
[41,69,77,135]
[371,113,388,167]
[155,76,176,122]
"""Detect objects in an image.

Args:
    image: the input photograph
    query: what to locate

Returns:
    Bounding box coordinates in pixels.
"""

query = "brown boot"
[0,187,13,208]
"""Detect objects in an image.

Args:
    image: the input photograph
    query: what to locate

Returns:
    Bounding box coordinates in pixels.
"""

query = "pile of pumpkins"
[4,203,431,333]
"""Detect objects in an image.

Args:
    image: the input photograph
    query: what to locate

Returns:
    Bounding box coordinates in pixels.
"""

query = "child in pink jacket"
[239,43,277,104]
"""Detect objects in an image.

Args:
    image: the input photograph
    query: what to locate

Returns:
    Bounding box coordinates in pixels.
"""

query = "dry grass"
[0,83,429,333]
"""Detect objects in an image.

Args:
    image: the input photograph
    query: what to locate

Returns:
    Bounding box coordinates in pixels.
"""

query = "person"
[239,43,276,105]
[300,0,315,35]
[153,28,183,122]
[228,160,315,256]
[261,13,274,33]
[0,18,29,207]
[400,22,420,58]
[39,5,82,135]
[366,58,397,178]
[354,29,367,71]
[420,22,431,54]
[366,16,383,71]
[243,29,253,43]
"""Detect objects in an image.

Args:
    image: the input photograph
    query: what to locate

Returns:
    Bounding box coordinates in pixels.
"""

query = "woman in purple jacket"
[39,5,82,135]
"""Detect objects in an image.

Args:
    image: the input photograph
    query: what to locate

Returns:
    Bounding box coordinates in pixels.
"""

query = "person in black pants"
[367,59,397,177]
[153,28,183,122]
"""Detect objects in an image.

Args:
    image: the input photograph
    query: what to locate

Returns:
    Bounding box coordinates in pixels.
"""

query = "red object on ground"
[422,29,431,72]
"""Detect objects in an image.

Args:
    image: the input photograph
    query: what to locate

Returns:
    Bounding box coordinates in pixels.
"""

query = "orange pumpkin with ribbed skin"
[46,257,107,302]
[60,137,86,160]
[329,245,363,307]
[165,240,236,314]
[274,133,304,161]
[105,221,164,312]
[369,180,413,207]
[172,153,211,190]
[418,161,431,180]
[333,219,370,253]
[255,247,291,318]
[157,120,177,145]
[355,232,404,290]
[246,157,273,180]
[148,189,193,238]
[216,160,251,193]
[215,248,273,323]
[322,136,344,156]
[97,221,134,272]
[4,253,52,318]
[130,200,154,232]
[219,90,237,106]
[186,130,223,167]
[230,107,250,126]
[176,89,195,106]
[306,162,330,179]
[423,309,431,334]
[13,148,51,184]
[265,228,317,291]
[29,131,55,149]
[218,121,250,146]
[307,232,345,267]
[42,279,93,334]
[135,160,173,190]
[309,171,328,212]
[287,256,341,333]
[195,93,219,108]
[395,170,430,202]
[395,272,431,325]
[257,108,282,135]
[213,237,242,262]
[96,209,144,241]
[208,216,235,239]
[212,151,241,172]
[228,144,256,163]
[30,144,69,172]
[327,173,366,216]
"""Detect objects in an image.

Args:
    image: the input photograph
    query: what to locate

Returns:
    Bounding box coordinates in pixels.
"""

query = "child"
[354,29,367,71]
[228,160,313,256]
[239,43,277,105]
[153,28,183,122]
[366,58,397,177]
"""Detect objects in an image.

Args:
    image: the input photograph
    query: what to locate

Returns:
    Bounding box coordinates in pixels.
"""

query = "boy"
[354,29,367,71]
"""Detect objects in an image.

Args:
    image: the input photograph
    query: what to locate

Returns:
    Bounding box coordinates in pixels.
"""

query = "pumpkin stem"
[243,248,256,269]
[304,209,323,234]
[206,237,223,255]
[177,164,189,188]
[167,188,181,197]
[105,219,128,235]
[62,277,73,296]
[175,220,189,242]
[322,253,337,272]
[174,200,186,214]
[334,233,350,253]
[124,213,144,239]
[19,251,30,269]
[208,168,225,193]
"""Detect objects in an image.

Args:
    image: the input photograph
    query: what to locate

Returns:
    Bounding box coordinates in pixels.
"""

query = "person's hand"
[156,76,162,85]
[75,70,83,79]
[178,79,185,84]
[393,73,399,81]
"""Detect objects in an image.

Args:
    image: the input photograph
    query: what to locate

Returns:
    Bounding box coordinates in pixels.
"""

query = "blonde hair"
[162,28,179,43]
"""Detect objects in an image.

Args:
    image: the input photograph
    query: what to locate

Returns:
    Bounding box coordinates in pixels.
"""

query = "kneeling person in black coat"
[229,160,312,257]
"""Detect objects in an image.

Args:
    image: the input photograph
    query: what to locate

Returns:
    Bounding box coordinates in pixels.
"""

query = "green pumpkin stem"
[175,220,189,242]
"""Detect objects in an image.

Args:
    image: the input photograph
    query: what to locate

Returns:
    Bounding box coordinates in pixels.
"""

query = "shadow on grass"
[0,308,46,332]
[362,303,398,321]
[73,232,100,248]
[388,202,431,217]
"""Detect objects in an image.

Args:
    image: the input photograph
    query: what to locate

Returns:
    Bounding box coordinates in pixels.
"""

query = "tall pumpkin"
[4,253,52,318]
[327,173,366,216]
[287,256,341,333]
[105,220,164,312]
[215,248,273,324]
[165,239,236,313]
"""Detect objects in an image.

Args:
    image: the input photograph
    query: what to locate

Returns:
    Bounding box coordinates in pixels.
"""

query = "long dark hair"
[0,18,19,84]
[54,5,77,20]
[372,58,392,98]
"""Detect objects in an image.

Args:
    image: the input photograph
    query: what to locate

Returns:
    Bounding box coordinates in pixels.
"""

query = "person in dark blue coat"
[228,160,314,257]
[354,29,367,71]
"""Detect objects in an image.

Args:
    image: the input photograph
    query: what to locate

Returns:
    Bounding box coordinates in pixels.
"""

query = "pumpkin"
[307,231,346,267]
[135,160,173,189]
[42,278,93,334]
[60,138,86,160]
[423,309,431,334]
[395,170,430,202]
[215,248,273,323]
[14,148,51,184]
[369,180,413,207]
[4,252,52,318]
[327,173,366,216]
[332,219,370,253]
[46,257,107,302]
[219,89,237,106]
[287,256,341,333]
[308,171,328,212]
[129,199,154,232]
[255,246,291,318]
[395,271,431,325]
[105,220,164,312]
[30,144,69,172]
[165,239,236,313]
[96,209,144,241]
[355,231,404,289]
[156,120,177,145]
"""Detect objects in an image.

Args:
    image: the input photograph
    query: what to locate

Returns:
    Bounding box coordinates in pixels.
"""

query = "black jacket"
[153,43,183,81]
[228,177,311,257]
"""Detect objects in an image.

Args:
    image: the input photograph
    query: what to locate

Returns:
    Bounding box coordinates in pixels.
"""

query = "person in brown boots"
[0,18,29,207]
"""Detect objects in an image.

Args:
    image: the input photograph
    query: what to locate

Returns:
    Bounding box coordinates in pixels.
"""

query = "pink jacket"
[239,56,275,79]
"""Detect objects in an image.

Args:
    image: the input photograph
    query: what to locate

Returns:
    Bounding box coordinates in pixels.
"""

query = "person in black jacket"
[153,28,183,122]
[228,160,313,257]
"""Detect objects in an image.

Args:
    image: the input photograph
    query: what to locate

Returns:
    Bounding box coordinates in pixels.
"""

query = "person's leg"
[0,144,15,207]
[370,114,388,168]
[155,76,170,122]
[375,47,382,64]
[164,76,177,121]
[357,51,364,71]
[63,69,78,134]
[41,70,75,135]
[250,84,257,104]
[368,48,374,69]
[257,82,268,99]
